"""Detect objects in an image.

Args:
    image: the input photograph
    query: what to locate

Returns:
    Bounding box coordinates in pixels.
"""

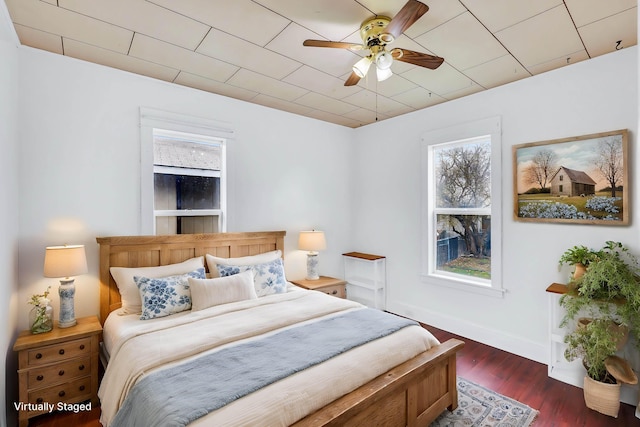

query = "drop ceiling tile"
[266,23,361,78]
[41,0,57,5]
[402,62,474,95]
[174,72,258,101]
[526,50,589,75]
[374,74,419,97]
[197,29,302,80]
[283,66,361,99]
[251,94,315,117]
[148,0,290,47]
[14,24,63,54]
[59,0,210,50]
[130,34,238,82]
[343,107,379,124]
[463,54,530,89]
[391,86,446,109]
[461,0,562,32]
[341,89,378,110]
[414,12,507,70]
[63,38,179,82]
[579,8,637,57]
[495,5,584,68]
[226,68,308,101]
[254,0,372,41]
[294,92,359,115]
[303,109,363,128]
[565,0,637,27]
[6,0,133,53]
[403,0,468,38]
[439,81,484,100]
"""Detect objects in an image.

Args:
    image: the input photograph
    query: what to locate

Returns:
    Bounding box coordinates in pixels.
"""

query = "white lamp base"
[306,252,320,280]
[58,278,77,328]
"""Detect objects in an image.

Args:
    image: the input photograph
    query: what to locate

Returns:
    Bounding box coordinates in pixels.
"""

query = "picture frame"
[513,129,629,225]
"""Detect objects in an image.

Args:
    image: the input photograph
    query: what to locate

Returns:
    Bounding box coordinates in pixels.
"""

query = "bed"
[96,231,464,426]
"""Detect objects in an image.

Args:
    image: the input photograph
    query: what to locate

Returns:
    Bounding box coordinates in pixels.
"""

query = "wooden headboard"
[96,231,286,324]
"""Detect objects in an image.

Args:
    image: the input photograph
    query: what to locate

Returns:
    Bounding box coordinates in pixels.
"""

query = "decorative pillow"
[205,250,282,278]
[110,257,204,314]
[217,258,287,297]
[188,270,257,311]
[135,268,206,320]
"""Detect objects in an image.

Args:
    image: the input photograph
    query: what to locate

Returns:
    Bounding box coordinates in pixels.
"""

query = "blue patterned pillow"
[135,268,205,320]
[217,258,287,297]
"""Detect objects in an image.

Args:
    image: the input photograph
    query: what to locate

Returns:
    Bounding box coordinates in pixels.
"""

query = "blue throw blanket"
[112,308,416,427]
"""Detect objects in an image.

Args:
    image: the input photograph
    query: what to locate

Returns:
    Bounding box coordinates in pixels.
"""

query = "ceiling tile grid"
[5,0,636,128]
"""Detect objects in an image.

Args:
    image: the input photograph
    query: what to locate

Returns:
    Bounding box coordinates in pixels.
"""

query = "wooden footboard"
[293,338,464,427]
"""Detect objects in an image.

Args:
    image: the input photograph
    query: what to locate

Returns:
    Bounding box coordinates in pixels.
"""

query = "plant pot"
[583,375,620,417]
[573,262,587,280]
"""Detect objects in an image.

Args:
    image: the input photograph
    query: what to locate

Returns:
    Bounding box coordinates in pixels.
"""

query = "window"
[140,108,233,235]
[421,117,503,297]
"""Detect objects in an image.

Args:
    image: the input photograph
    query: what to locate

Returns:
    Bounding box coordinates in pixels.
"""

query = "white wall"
[350,47,638,363]
[0,2,19,425]
[16,47,354,332]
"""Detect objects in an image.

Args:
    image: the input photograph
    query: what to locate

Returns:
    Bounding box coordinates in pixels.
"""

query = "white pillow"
[110,257,204,314]
[205,250,282,278]
[188,270,257,311]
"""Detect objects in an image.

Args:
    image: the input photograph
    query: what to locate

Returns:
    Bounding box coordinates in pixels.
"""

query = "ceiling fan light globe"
[376,66,393,82]
[353,56,373,78]
[375,51,393,70]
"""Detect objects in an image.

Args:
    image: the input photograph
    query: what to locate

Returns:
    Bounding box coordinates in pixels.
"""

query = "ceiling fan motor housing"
[360,16,393,46]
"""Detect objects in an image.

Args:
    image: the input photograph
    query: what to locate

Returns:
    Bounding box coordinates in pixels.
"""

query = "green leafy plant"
[558,245,599,269]
[564,318,622,381]
[559,241,640,381]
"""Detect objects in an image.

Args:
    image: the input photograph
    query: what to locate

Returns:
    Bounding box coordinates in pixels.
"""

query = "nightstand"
[13,316,102,427]
[290,276,347,298]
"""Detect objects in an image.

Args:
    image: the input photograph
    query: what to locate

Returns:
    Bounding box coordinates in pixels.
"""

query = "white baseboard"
[388,300,548,364]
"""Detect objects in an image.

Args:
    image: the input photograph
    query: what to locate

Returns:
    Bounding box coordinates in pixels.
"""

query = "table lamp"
[44,244,88,328]
[298,230,326,280]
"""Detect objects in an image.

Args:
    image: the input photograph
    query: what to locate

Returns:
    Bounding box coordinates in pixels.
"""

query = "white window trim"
[420,116,504,298]
[140,107,233,234]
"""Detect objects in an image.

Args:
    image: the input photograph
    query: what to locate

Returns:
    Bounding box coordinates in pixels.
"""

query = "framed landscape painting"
[513,129,629,225]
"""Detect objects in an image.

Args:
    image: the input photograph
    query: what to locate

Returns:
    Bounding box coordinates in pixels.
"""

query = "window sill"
[420,273,506,298]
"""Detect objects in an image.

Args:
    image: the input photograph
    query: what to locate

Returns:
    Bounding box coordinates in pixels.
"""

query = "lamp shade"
[298,231,326,252]
[44,245,88,278]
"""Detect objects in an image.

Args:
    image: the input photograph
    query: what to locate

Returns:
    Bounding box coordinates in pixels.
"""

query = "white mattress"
[99,287,439,427]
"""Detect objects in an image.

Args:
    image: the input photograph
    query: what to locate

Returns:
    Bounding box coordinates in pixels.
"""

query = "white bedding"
[99,288,439,427]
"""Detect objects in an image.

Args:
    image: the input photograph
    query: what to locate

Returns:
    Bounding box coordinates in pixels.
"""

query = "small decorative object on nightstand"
[298,230,326,280]
[44,244,88,328]
[290,276,347,298]
[13,316,102,427]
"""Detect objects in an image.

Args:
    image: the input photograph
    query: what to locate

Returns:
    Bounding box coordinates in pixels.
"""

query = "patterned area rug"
[431,378,539,426]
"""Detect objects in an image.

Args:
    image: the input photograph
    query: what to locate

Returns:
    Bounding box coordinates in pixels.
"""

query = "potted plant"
[559,241,640,417]
[558,244,598,280]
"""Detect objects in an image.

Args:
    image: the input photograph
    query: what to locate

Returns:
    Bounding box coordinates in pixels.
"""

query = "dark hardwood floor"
[26,324,640,427]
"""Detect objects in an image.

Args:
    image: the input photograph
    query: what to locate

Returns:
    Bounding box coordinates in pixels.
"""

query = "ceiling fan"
[303,0,444,86]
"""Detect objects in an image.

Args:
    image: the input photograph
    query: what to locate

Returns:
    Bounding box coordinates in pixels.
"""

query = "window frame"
[140,107,234,235]
[420,116,504,297]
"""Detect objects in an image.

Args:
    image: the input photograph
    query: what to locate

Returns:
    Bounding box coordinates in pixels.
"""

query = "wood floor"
[26,324,640,427]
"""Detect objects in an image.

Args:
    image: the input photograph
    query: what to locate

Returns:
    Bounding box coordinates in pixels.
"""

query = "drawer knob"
[36,375,44,381]
[79,364,85,371]
[58,391,65,397]
[331,290,337,295]
[58,370,65,376]
[35,353,42,359]
[79,385,86,391]
[80,344,85,350]
[59,349,65,355]
[36,398,43,404]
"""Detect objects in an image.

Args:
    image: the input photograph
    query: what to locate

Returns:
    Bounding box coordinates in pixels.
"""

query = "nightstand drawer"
[28,375,92,406]
[27,337,91,367]
[27,356,91,388]
[319,284,346,298]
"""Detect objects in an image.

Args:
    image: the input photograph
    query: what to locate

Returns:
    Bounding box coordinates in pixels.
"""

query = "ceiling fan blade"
[344,71,362,86]
[385,0,429,39]
[303,40,364,51]
[392,48,444,69]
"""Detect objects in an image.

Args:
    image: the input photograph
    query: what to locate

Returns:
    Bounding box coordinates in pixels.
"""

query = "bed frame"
[96,231,464,427]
